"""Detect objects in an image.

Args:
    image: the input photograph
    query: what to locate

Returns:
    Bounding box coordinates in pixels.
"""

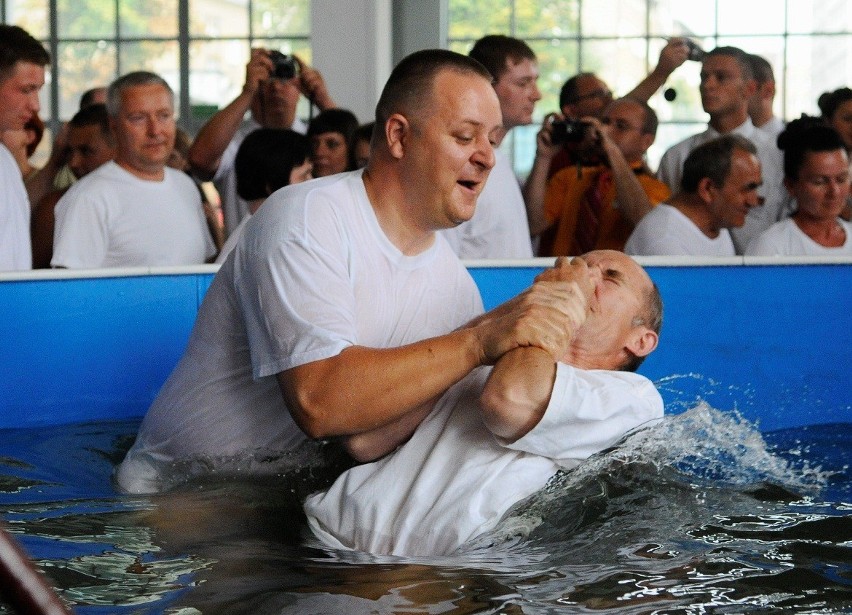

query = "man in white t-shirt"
[116,50,584,494]
[188,50,335,237]
[626,135,762,256]
[304,250,663,557]
[656,46,788,253]
[440,35,536,259]
[52,71,215,268]
[0,25,49,272]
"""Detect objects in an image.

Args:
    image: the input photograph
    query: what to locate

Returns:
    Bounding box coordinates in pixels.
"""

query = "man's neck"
[362,166,436,256]
[115,159,165,182]
[751,108,775,128]
[708,109,748,134]
[671,193,721,238]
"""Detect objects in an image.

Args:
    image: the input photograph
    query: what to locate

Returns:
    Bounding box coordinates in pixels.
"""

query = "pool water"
[0,404,849,614]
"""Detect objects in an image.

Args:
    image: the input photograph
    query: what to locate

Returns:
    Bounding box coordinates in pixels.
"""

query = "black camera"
[268,50,298,80]
[550,118,590,145]
[686,39,706,62]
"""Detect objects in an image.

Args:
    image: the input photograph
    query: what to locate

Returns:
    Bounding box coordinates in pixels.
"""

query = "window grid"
[447,0,852,174]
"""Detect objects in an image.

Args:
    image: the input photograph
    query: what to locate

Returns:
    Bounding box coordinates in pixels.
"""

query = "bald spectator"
[52,71,215,268]
[0,24,49,272]
[626,135,762,256]
[656,46,788,253]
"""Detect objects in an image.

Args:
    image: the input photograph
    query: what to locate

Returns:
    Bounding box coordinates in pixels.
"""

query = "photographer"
[188,48,336,237]
[526,98,670,256]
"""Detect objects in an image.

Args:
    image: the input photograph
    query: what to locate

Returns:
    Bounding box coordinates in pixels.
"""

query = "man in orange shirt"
[529,97,669,256]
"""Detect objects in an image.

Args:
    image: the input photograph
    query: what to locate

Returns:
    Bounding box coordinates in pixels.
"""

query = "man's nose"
[472,135,495,170]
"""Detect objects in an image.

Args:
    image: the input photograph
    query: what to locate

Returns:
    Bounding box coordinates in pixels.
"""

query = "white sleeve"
[52,184,110,268]
[501,363,663,467]
[234,195,355,379]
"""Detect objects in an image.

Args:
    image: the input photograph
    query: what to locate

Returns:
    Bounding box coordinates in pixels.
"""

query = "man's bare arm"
[277,279,584,441]
[624,38,690,103]
[188,49,271,180]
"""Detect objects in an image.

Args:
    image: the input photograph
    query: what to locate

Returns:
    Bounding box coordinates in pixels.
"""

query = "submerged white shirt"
[115,171,483,494]
[304,364,663,557]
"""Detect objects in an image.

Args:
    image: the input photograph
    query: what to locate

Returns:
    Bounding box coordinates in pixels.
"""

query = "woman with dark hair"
[746,116,852,255]
[215,128,312,263]
[306,107,359,177]
[818,87,852,152]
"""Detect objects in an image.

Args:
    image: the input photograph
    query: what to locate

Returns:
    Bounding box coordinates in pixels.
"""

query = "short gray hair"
[106,71,173,117]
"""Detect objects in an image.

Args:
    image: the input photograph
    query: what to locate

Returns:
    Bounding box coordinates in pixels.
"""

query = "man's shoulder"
[662,129,710,159]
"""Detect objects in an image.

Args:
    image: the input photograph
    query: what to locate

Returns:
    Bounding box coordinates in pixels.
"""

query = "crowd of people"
[3,26,851,272]
[1,22,850,558]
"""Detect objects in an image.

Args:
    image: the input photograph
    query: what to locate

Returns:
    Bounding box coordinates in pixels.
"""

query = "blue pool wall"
[1,257,850,432]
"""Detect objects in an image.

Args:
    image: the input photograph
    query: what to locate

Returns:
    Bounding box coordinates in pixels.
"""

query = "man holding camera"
[188,48,336,237]
[526,98,669,256]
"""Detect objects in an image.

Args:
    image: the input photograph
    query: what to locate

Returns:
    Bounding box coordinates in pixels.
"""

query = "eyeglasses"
[572,88,612,103]
[601,118,641,133]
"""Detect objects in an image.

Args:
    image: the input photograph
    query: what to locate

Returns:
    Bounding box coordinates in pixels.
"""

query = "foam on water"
[472,402,833,550]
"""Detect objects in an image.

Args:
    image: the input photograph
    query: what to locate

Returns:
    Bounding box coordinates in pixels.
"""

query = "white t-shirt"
[213,118,307,237]
[115,171,484,494]
[441,148,533,259]
[0,144,32,271]
[304,363,663,557]
[745,217,852,256]
[214,213,249,264]
[52,161,215,268]
[755,116,785,144]
[656,118,790,254]
[625,204,736,257]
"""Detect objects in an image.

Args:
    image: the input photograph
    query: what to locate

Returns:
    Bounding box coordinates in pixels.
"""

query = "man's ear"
[696,176,717,204]
[742,77,758,100]
[626,326,658,360]
[385,113,410,160]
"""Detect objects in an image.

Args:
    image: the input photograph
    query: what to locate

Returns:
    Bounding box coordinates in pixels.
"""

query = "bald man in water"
[305,250,664,557]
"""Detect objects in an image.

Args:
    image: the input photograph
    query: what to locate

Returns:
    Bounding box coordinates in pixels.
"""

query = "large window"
[448,0,852,174]
[2,0,310,141]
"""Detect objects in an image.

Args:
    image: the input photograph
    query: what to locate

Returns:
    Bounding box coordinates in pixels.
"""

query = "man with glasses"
[527,98,669,256]
[543,39,691,180]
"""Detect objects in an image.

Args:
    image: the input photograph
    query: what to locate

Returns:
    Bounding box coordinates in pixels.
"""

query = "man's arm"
[277,278,584,442]
[188,49,272,181]
[479,346,557,441]
[25,122,69,207]
[523,114,562,236]
[588,118,655,226]
[624,38,690,104]
[480,257,593,441]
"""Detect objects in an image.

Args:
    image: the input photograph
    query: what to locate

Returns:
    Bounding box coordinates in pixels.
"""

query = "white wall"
[310,0,446,124]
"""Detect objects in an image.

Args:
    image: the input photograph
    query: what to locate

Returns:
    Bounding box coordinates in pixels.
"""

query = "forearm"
[624,66,669,104]
[188,90,254,180]
[341,399,436,462]
[523,152,554,236]
[604,146,653,225]
[278,330,484,440]
[479,346,556,442]
[25,156,63,208]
